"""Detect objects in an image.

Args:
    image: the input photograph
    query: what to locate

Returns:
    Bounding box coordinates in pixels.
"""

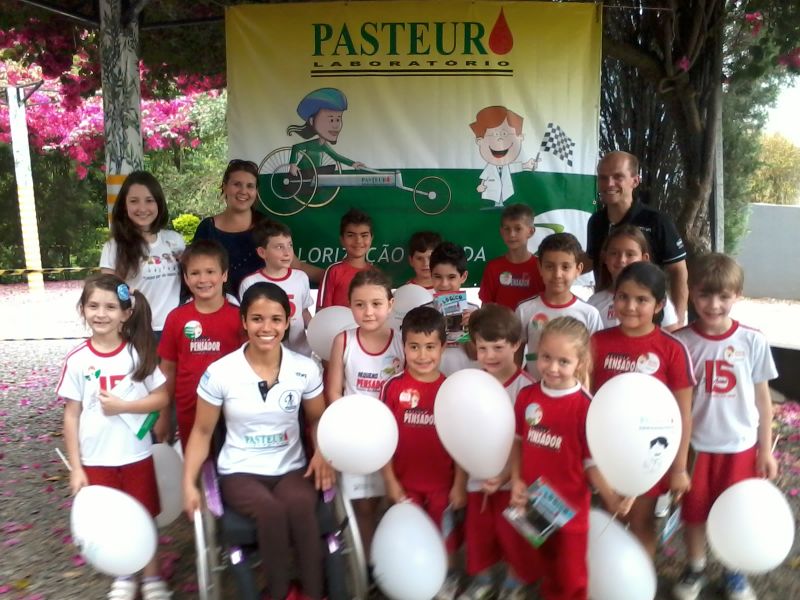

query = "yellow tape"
[0,267,100,276]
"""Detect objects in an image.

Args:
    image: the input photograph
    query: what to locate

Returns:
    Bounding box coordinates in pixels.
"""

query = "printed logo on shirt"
[529,313,549,330]
[499,271,531,288]
[189,338,221,353]
[723,345,746,362]
[398,388,421,409]
[603,353,637,373]
[606,305,616,321]
[403,408,434,426]
[84,366,101,381]
[244,431,289,449]
[278,390,300,413]
[524,403,543,426]
[526,426,562,450]
[184,320,203,340]
[356,371,382,393]
[636,352,660,375]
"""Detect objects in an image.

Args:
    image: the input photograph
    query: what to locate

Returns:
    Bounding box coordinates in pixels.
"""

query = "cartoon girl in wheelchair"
[258,88,451,217]
[286,87,365,178]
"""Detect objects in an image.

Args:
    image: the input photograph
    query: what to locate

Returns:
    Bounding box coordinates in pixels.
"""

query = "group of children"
[57,200,778,600]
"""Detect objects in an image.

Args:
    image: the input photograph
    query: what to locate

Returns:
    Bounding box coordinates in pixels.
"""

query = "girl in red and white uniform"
[59,274,171,600]
[590,262,695,557]
[510,317,630,600]
[326,269,404,557]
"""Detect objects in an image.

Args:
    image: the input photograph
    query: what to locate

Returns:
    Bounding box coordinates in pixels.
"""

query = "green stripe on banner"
[257,168,596,286]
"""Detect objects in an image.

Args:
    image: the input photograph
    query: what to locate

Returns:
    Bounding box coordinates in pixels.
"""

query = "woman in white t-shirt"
[182,282,333,600]
[100,171,185,336]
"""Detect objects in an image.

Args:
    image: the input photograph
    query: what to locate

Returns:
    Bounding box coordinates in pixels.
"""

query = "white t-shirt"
[100,230,185,331]
[56,340,165,466]
[674,321,777,453]
[467,369,534,492]
[515,295,603,379]
[239,268,314,356]
[440,345,481,377]
[342,328,404,397]
[588,289,679,330]
[198,344,323,476]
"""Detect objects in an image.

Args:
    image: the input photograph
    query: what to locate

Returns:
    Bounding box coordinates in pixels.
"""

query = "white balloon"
[371,502,448,600]
[318,394,399,474]
[306,306,356,360]
[152,443,184,527]
[586,373,681,496]
[434,368,515,479]
[707,478,795,573]
[390,284,433,329]
[588,509,656,600]
[70,485,157,576]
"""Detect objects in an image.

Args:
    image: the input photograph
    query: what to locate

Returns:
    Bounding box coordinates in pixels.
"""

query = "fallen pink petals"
[70,555,86,567]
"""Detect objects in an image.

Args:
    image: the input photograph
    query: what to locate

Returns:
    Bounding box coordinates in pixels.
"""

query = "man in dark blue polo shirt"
[586,151,688,324]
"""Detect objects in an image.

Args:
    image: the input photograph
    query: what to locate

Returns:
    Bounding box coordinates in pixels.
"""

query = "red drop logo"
[488,8,513,55]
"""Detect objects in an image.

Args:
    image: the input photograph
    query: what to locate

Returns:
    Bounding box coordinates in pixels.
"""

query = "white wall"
[735,203,800,300]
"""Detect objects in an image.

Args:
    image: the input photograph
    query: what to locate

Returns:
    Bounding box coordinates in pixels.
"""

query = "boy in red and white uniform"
[458,304,537,599]
[157,240,242,450]
[672,254,778,600]
[381,306,465,600]
[316,208,374,310]
[239,220,313,356]
[515,233,602,379]
[479,203,545,310]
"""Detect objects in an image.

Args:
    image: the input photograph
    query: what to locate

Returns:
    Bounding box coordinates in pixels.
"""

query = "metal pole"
[6,85,44,294]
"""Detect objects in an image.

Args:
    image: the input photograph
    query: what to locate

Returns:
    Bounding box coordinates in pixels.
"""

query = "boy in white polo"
[672,253,778,600]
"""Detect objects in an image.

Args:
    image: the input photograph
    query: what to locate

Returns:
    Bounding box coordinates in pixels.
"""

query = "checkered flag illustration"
[539,123,576,167]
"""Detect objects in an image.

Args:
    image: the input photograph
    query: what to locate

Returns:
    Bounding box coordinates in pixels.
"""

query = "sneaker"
[140,579,172,600]
[435,574,462,600]
[723,571,756,600]
[672,567,706,600]
[496,586,526,600]
[457,580,495,600]
[107,578,137,600]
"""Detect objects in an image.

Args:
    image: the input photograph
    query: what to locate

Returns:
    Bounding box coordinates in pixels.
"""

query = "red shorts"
[405,488,462,553]
[681,446,758,524]
[83,456,161,518]
[537,529,588,600]
[464,490,540,582]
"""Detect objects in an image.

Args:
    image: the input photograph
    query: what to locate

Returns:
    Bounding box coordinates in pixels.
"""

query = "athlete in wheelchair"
[182,283,366,599]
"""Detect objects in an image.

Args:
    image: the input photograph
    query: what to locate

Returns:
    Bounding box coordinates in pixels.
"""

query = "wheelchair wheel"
[302,154,342,208]
[257,147,311,217]
[333,490,369,599]
[413,175,451,215]
[194,509,223,600]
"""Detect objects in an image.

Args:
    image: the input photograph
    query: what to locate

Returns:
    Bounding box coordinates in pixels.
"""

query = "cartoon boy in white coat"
[470,106,538,207]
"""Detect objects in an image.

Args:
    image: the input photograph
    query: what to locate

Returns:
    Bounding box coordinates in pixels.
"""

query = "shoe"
[457,580,495,600]
[107,578,137,600]
[435,574,461,600]
[141,579,172,600]
[723,571,756,600]
[496,586,526,600]
[672,567,706,600]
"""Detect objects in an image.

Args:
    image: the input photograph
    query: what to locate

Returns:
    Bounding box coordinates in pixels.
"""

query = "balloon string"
[481,492,488,513]
[55,447,72,472]
[772,434,780,453]
[599,510,620,537]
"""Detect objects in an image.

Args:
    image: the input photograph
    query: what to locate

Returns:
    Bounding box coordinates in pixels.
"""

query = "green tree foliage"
[172,213,201,244]
[600,1,800,254]
[144,92,228,219]
[750,133,800,205]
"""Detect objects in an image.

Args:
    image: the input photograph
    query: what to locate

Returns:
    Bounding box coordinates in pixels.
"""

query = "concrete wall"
[735,203,800,300]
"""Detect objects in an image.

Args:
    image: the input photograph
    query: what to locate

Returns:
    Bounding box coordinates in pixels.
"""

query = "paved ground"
[0,281,798,599]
